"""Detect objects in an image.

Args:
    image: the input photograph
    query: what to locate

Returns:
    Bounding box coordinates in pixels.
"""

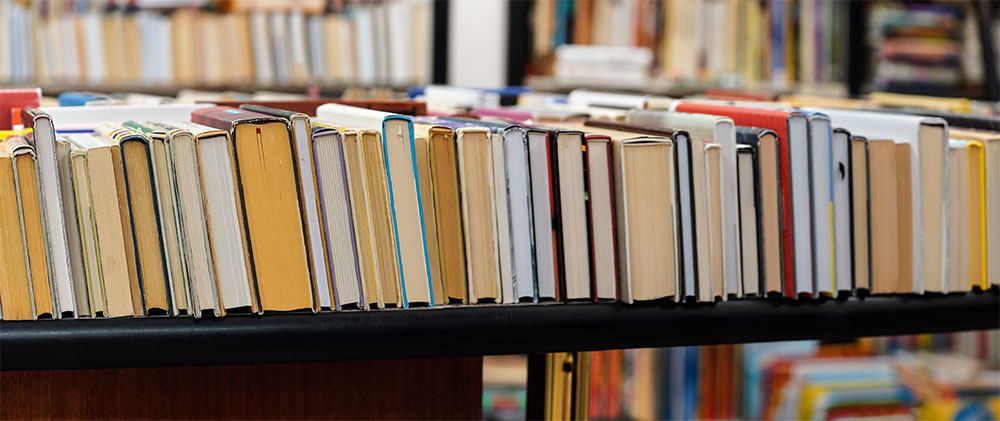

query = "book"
[691,137,714,302]
[949,129,998,288]
[1,138,54,320]
[491,131,515,304]
[55,135,91,316]
[455,125,502,303]
[121,121,190,315]
[311,124,367,309]
[66,133,135,317]
[191,106,314,313]
[610,133,677,302]
[964,141,986,291]
[21,107,76,317]
[736,144,761,297]
[239,104,331,309]
[0,88,40,130]
[587,118,697,300]
[735,127,782,296]
[68,142,103,316]
[95,122,172,315]
[413,123,467,303]
[316,103,435,307]
[626,109,742,298]
[831,129,853,295]
[946,140,970,294]
[524,128,559,301]
[896,143,914,293]
[705,144,725,300]
[811,108,949,294]
[672,102,812,298]
[849,135,871,292]
[804,112,835,296]
[584,134,616,301]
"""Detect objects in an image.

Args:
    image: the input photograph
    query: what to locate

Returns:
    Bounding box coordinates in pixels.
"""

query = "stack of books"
[0,87,997,320]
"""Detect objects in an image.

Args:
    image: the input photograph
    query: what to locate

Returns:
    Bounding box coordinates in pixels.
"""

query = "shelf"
[1,291,997,371]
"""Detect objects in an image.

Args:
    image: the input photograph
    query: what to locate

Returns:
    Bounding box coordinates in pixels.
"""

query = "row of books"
[0,0,433,87]
[574,331,1000,420]
[532,0,850,87]
[1,89,998,320]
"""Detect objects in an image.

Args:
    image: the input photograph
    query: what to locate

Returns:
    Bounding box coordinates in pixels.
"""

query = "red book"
[673,102,809,298]
[1,88,41,130]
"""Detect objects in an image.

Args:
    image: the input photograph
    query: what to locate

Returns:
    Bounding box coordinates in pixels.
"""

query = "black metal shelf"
[2,291,997,371]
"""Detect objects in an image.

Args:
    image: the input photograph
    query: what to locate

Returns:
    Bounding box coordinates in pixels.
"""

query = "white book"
[526,129,557,300]
[307,14,325,83]
[808,108,949,294]
[249,12,275,86]
[806,112,835,296]
[831,129,853,294]
[288,10,310,84]
[269,12,291,85]
[40,104,212,132]
[23,110,76,317]
[627,109,741,298]
[491,133,514,304]
[58,13,81,84]
[503,127,536,302]
[387,0,413,86]
[567,89,650,109]
[353,6,377,85]
[0,0,11,84]
[55,137,89,316]
[81,11,106,85]
[284,112,331,308]
[373,3,390,85]
[337,15,356,84]
[316,103,434,306]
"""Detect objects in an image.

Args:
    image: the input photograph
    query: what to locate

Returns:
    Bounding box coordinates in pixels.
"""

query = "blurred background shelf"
[2,290,997,371]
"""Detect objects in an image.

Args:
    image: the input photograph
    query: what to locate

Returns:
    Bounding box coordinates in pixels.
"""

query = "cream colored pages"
[556,132,591,300]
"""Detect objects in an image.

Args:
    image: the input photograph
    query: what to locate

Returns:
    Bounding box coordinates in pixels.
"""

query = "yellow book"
[0,142,35,321]
[7,136,55,318]
[950,129,996,288]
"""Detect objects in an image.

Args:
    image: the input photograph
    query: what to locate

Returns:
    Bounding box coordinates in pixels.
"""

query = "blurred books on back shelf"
[0,0,433,88]
[577,332,1000,421]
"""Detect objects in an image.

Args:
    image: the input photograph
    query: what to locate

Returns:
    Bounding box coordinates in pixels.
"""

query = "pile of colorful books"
[0,87,997,320]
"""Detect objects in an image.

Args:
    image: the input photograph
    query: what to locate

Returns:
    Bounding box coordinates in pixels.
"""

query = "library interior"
[0,0,999,419]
